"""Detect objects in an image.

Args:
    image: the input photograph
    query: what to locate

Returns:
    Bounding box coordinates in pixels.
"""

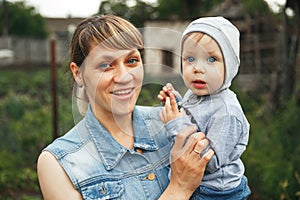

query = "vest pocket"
[81,180,124,199]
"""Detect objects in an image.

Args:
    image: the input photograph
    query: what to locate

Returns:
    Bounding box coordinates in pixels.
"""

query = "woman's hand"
[159,126,214,200]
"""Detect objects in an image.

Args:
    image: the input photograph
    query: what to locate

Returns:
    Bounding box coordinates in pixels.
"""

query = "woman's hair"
[70,15,144,67]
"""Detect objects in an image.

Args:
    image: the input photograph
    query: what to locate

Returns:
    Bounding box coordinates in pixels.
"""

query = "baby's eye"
[98,63,110,70]
[208,56,217,63]
[186,56,195,63]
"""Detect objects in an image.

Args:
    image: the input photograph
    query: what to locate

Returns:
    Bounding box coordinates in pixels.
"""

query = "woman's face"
[81,45,143,118]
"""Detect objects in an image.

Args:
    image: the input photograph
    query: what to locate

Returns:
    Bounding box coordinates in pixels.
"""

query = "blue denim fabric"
[190,175,251,200]
[45,105,173,200]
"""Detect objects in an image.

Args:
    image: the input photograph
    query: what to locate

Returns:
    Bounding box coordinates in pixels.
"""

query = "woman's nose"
[113,64,133,83]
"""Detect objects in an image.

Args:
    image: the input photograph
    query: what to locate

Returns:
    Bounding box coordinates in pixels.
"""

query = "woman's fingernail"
[207,149,214,156]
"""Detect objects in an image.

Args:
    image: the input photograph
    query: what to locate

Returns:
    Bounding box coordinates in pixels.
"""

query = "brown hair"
[70,15,144,67]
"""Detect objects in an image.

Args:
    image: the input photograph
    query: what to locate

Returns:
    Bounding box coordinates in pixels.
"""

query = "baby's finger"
[162,86,171,95]
[169,93,179,113]
[166,83,174,91]
[159,110,165,122]
[158,91,168,101]
[165,97,171,113]
[157,94,164,102]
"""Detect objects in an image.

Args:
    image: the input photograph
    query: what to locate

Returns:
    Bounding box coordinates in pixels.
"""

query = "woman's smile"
[111,87,135,100]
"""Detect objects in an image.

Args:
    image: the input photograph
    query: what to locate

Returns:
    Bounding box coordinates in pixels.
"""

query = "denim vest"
[44,105,172,200]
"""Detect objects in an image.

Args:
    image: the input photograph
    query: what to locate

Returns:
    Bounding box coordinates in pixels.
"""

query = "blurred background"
[0,0,299,199]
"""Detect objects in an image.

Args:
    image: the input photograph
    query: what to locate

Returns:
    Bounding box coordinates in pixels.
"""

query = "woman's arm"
[159,126,214,200]
[37,151,83,200]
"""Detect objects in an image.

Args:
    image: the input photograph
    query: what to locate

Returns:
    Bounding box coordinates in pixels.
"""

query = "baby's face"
[182,32,225,96]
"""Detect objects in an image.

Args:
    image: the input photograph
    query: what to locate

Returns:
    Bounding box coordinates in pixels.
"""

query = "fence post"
[50,38,58,139]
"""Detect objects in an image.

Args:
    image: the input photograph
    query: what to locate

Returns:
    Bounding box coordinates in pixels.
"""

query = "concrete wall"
[143,21,189,76]
[0,36,69,68]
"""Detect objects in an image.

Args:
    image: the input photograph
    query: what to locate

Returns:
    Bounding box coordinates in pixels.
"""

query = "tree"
[98,0,155,27]
[154,0,222,20]
[279,0,299,99]
[0,1,47,38]
[265,0,300,110]
[98,0,223,27]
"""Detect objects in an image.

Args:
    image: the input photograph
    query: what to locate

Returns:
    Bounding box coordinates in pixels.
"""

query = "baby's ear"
[70,62,83,87]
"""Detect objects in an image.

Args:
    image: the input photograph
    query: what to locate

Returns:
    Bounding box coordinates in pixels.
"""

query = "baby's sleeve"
[205,114,248,173]
[164,115,195,137]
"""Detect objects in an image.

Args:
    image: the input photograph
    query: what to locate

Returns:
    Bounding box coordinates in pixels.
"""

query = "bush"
[0,68,72,199]
[241,92,300,199]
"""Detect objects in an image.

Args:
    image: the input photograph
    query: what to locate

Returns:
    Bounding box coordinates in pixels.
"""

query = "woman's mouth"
[112,88,133,95]
[111,88,135,100]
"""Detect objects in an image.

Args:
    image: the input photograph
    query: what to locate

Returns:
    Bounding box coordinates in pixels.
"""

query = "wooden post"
[2,0,8,36]
[50,38,58,139]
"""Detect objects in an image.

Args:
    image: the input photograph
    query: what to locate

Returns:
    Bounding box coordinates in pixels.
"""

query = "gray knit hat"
[181,16,240,90]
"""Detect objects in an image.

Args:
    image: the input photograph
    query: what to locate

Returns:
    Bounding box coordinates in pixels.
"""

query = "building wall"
[143,21,189,76]
[0,36,69,68]
[0,17,84,68]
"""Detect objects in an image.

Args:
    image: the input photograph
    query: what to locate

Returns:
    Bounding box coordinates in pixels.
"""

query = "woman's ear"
[70,62,83,87]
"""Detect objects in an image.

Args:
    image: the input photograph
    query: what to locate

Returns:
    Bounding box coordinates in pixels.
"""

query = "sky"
[8,0,287,18]
[21,0,101,18]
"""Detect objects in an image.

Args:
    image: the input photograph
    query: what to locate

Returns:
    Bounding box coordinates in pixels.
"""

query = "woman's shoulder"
[43,119,90,160]
[37,151,83,199]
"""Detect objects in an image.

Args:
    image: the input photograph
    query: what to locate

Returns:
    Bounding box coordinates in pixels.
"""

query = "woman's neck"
[95,110,135,149]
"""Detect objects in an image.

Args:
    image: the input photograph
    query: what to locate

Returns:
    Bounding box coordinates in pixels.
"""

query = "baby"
[158,17,251,199]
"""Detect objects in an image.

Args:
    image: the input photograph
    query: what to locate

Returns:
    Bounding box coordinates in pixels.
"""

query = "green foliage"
[137,83,162,106]
[98,0,223,26]
[0,67,73,199]
[239,90,300,199]
[154,0,182,19]
[242,0,272,15]
[155,0,223,19]
[0,1,47,38]
[98,0,155,27]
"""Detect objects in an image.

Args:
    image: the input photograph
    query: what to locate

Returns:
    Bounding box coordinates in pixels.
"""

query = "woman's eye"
[98,63,110,70]
[186,56,195,63]
[127,58,138,65]
[208,56,217,63]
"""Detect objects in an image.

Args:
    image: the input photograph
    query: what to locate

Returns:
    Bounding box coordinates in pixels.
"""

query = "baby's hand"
[158,83,176,103]
[159,92,185,123]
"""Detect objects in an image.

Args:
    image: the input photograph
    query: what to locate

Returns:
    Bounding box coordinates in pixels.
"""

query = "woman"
[37,15,214,200]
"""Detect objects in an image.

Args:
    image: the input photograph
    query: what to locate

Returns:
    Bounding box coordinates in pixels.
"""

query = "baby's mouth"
[193,80,206,84]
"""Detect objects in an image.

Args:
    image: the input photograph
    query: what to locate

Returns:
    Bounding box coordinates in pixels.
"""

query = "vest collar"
[85,105,158,170]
